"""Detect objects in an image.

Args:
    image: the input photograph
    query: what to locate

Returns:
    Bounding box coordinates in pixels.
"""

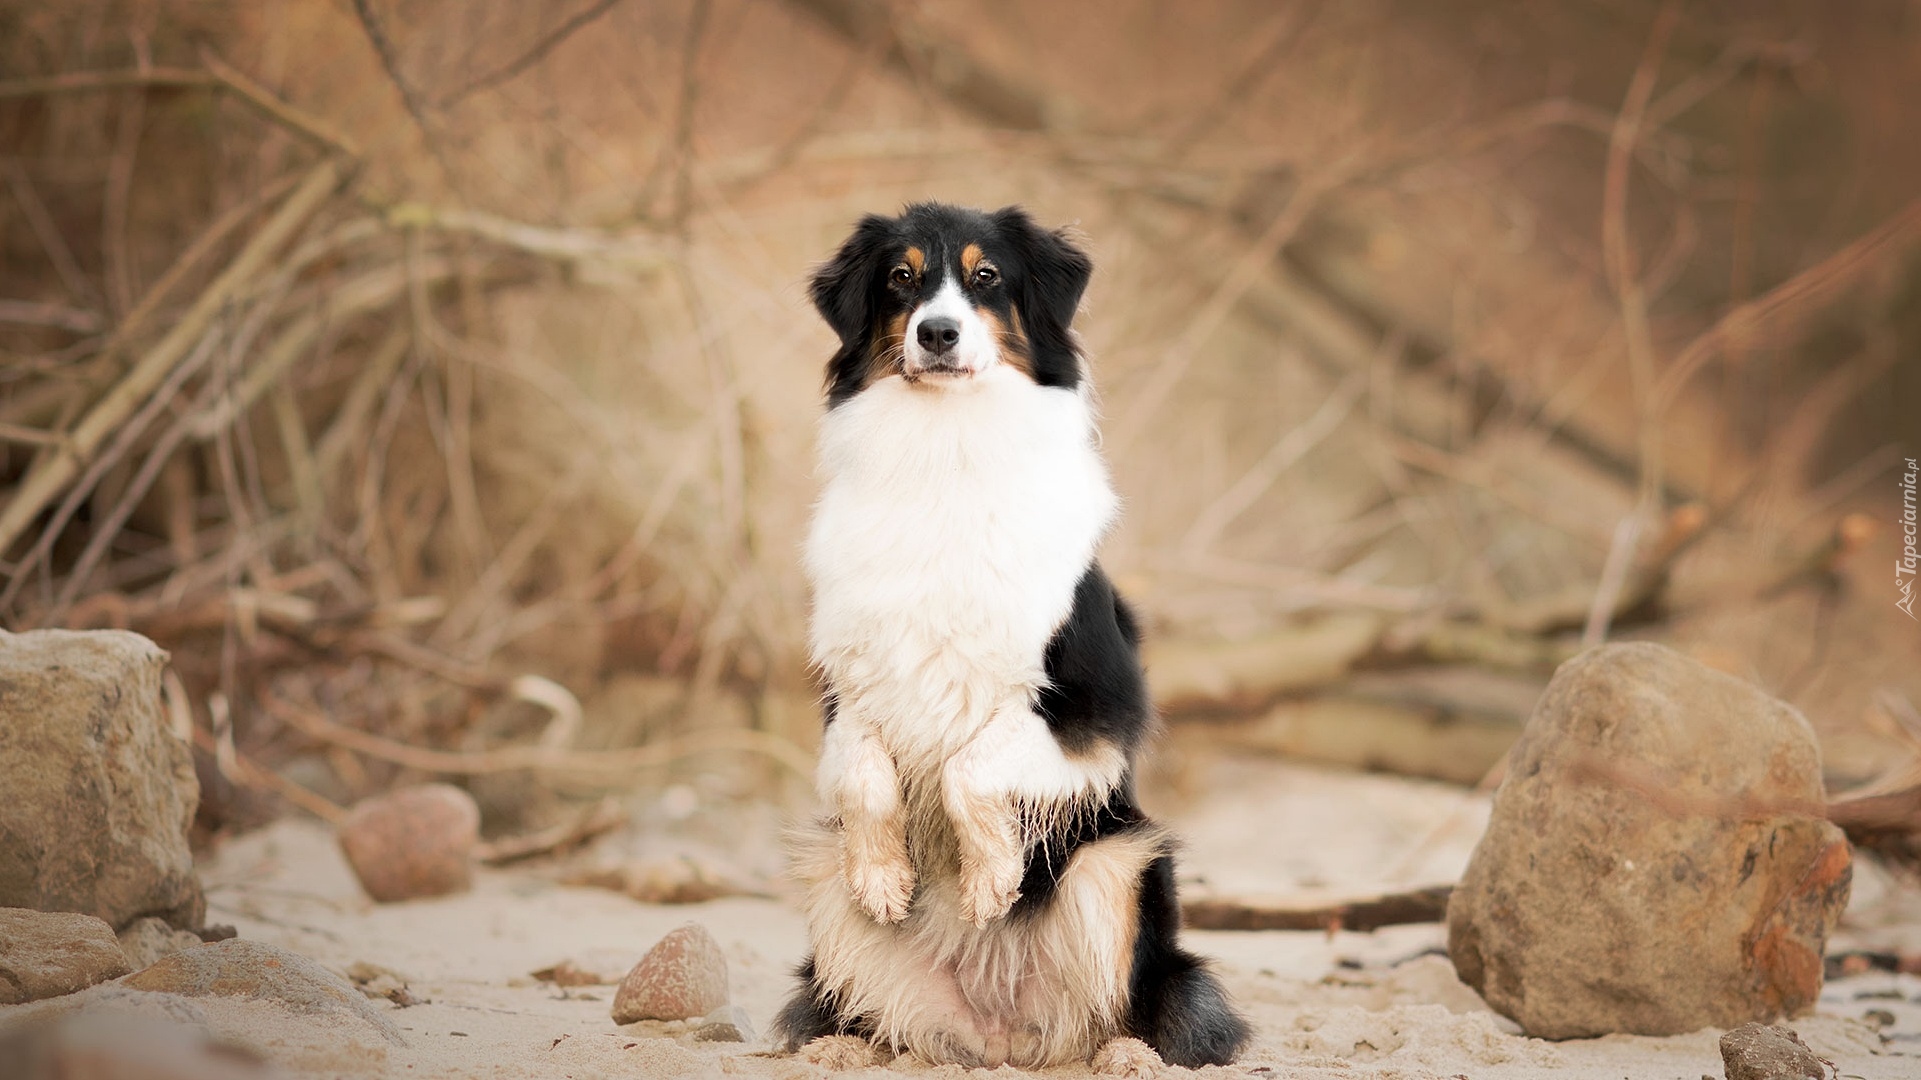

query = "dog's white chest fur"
[805,370,1116,772]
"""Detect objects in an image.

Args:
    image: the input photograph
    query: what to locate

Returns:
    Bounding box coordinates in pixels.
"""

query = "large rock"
[1447,642,1850,1039]
[337,784,479,903]
[120,938,404,1045]
[0,629,203,929]
[0,908,132,1004]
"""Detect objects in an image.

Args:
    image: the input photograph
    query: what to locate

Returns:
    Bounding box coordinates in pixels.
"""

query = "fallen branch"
[0,68,216,98]
[1827,786,1921,866]
[199,50,362,159]
[189,721,348,825]
[0,159,344,558]
[1182,885,1454,932]
[1653,196,1921,415]
[785,0,1052,131]
[438,0,629,106]
[263,690,816,780]
[476,797,627,865]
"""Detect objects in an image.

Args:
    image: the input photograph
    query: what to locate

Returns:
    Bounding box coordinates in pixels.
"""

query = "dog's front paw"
[956,851,1022,927]
[800,1034,881,1070]
[843,846,915,924]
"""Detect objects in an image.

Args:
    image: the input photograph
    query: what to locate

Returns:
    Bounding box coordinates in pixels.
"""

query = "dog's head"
[810,203,1093,404]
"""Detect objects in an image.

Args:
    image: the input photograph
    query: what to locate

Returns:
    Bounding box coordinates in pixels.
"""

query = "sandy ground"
[7,747,1919,1079]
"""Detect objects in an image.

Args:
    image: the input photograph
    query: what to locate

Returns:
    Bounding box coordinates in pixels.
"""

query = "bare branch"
[438,0,629,107]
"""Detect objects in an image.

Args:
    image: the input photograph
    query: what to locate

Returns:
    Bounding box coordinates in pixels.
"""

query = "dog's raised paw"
[845,854,915,924]
[800,1034,881,1070]
[1092,1037,1164,1078]
[956,857,1022,926]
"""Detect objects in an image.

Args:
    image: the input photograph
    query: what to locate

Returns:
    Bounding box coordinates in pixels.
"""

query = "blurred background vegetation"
[1,0,1917,862]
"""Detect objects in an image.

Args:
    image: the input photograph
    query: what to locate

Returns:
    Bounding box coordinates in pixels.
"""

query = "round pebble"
[337,784,480,903]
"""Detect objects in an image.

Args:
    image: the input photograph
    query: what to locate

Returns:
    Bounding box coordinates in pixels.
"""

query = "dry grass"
[0,0,1917,839]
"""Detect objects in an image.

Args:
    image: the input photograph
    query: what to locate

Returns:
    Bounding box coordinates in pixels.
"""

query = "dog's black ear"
[810,214,897,348]
[991,206,1092,367]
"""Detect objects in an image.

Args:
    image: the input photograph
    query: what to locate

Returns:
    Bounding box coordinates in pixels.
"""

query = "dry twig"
[0,160,343,558]
[1182,885,1452,933]
[439,0,630,107]
[263,690,815,780]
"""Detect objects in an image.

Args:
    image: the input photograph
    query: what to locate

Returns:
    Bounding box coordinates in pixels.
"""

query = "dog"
[774,203,1249,1071]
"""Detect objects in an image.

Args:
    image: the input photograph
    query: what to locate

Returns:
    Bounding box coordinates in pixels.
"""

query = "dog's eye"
[972,264,999,287]
[890,266,914,286]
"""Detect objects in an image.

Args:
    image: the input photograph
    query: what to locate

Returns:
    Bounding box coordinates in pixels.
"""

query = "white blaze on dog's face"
[809,204,1095,406]
[903,274,998,382]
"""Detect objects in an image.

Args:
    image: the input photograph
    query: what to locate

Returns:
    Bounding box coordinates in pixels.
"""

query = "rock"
[120,938,404,1045]
[0,629,203,929]
[337,784,480,902]
[117,916,205,970]
[0,1011,276,1080]
[1719,1023,1826,1080]
[0,908,132,1003]
[692,1003,755,1042]
[1448,643,1852,1039]
[611,922,729,1024]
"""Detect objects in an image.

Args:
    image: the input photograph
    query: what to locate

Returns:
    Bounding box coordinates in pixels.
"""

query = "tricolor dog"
[776,203,1248,1070]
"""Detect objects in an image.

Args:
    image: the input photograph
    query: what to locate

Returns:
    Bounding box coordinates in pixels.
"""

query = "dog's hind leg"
[1124,854,1250,1067]
[774,956,853,1049]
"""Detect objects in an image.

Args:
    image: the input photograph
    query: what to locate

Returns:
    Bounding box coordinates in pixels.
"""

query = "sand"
[4,747,1916,1078]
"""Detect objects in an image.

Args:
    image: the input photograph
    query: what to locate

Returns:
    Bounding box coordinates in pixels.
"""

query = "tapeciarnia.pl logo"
[1900,456,1918,619]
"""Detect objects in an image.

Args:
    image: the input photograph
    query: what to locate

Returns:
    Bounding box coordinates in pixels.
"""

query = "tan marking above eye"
[904,247,925,273]
[961,243,984,274]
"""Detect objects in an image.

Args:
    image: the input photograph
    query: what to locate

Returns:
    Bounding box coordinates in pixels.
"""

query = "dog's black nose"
[917,316,961,356]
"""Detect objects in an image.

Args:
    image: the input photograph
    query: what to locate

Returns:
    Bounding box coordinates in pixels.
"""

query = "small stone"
[0,629,204,929]
[342,960,422,1006]
[1719,1022,1825,1080]
[337,784,480,902]
[117,916,205,970]
[1447,643,1851,1038]
[121,938,404,1045]
[0,908,132,1003]
[693,1003,755,1043]
[611,922,729,1024]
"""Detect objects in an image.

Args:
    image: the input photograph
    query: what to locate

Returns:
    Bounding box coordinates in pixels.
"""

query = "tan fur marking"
[862,311,909,391]
[904,246,925,274]
[980,308,1034,379]
[961,243,984,275]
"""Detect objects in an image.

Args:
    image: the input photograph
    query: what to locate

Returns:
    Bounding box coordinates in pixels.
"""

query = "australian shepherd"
[774,203,1249,1071]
